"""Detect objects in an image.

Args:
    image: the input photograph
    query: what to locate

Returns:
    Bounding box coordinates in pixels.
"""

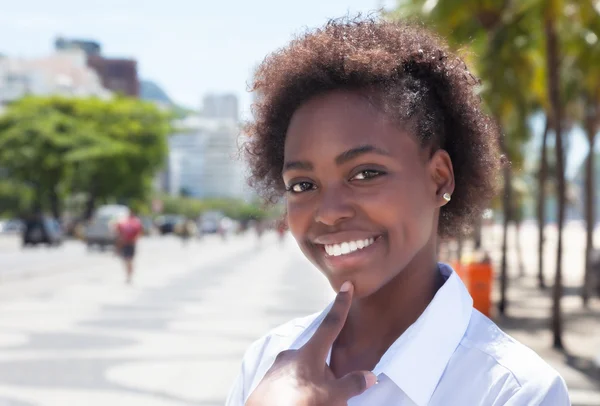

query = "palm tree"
[537,117,550,289]
[387,0,539,314]
[565,2,600,307]
[543,0,566,350]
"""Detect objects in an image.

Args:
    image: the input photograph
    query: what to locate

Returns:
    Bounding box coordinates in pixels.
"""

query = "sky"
[0,0,393,116]
[0,0,592,176]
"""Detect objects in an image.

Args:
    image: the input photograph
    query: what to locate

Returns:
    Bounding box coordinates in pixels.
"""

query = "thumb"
[331,371,378,400]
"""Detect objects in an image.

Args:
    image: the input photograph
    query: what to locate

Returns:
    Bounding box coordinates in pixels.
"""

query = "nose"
[314,184,355,226]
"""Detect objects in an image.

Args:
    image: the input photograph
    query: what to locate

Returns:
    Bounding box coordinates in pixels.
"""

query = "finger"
[330,371,377,400]
[305,281,353,360]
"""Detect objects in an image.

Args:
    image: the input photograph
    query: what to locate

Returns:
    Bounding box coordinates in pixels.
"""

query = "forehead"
[284,90,419,160]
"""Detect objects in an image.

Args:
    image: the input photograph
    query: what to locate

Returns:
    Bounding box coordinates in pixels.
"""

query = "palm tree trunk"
[498,135,512,315]
[516,220,525,277]
[473,215,483,250]
[537,117,550,289]
[582,114,597,307]
[545,9,565,351]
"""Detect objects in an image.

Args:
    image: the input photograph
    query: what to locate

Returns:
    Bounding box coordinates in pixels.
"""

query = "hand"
[245,282,377,406]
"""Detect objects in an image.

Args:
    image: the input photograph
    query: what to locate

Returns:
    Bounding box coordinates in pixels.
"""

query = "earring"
[443,193,451,202]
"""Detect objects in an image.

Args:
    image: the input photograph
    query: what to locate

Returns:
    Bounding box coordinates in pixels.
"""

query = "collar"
[290,263,472,406]
[371,262,473,406]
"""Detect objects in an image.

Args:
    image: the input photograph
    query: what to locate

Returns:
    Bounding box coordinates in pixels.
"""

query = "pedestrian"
[115,208,143,284]
[276,219,287,244]
[179,217,196,246]
[226,17,569,406]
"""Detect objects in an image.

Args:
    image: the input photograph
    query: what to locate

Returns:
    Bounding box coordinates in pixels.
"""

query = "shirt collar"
[371,263,473,406]
[289,263,472,406]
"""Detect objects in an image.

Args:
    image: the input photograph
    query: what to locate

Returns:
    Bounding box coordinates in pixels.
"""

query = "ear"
[428,149,455,207]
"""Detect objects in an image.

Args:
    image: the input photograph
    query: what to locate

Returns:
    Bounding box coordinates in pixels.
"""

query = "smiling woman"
[227,16,570,406]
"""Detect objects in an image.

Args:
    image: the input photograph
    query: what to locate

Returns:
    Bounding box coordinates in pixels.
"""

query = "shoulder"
[458,310,568,403]
[233,311,324,400]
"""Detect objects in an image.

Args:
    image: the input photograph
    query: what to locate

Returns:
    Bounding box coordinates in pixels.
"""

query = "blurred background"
[0,0,599,405]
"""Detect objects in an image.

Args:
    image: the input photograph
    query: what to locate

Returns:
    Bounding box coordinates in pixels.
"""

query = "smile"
[324,238,375,257]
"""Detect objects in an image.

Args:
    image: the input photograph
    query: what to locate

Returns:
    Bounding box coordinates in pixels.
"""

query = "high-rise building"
[0,50,110,104]
[201,94,239,122]
[54,36,140,97]
[54,37,102,56]
[164,115,250,199]
[87,56,139,97]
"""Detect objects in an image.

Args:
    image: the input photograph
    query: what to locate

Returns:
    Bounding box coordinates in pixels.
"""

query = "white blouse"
[226,263,570,405]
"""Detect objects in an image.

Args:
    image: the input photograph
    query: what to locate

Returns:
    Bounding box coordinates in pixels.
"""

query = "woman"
[227,17,569,405]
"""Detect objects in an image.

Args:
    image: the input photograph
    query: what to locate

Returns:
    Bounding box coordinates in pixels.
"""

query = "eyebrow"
[282,144,391,174]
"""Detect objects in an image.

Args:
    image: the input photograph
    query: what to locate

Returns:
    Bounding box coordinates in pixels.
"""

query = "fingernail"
[340,281,352,292]
[364,372,378,389]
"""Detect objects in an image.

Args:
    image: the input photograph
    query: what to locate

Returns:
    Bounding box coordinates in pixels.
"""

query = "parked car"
[22,216,63,246]
[139,216,156,236]
[1,219,24,234]
[200,211,224,234]
[156,214,184,235]
[85,204,130,250]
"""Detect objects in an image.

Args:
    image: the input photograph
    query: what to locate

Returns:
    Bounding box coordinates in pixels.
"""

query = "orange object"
[450,261,493,317]
[464,262,493,317]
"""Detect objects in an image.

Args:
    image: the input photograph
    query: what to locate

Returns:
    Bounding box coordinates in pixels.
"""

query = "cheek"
[285,199,312,241]
[367,177,435,242]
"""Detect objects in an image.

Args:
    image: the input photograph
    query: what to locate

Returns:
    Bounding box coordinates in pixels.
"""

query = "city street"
[0,226,598,405]
[0,232,333,406]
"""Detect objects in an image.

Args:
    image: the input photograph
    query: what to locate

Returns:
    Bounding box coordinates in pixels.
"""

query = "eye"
[351,169,383,181]
[286,181,316,194]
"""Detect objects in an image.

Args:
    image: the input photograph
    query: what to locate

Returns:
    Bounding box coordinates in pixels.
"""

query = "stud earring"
[443,193,451,202]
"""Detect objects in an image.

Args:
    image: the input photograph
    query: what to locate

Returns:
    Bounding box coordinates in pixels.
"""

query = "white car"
[85,205,130,250]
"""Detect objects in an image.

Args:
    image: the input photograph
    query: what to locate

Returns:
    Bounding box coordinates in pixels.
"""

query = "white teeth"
[324,237,377,257]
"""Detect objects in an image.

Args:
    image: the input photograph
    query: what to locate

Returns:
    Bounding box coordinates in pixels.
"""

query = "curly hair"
[244,17,501,237]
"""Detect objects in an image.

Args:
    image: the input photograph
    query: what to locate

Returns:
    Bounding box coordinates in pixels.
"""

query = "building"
[201,94,239,122]
[54,36,140,97]
[54,37,101,56]
[161,114,250,199]
[0,49,110,105]
[87,56,139,97]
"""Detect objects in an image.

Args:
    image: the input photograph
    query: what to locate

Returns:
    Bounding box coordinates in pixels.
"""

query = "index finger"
[304,281,353,361]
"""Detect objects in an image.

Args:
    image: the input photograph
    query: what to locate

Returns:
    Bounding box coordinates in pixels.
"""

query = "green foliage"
[0,95,171,218]
[149,195,281,222]
[0,179,34,218]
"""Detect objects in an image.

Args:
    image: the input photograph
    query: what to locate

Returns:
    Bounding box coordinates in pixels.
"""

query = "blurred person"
[116,208,143,284]
[219,217,233,241]
[226,17,569,406]
[180,217,197,246]
[276,218,287,244]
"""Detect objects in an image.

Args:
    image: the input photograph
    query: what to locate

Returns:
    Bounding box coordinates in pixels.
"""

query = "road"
[0,225,598,405]
[0,232,333,405]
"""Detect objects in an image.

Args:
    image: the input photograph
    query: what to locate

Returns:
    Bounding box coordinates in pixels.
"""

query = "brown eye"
[287,181,315,194]
[351,169,383,181]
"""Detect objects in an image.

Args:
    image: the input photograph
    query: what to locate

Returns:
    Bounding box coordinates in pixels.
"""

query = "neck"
[334,245,443,358]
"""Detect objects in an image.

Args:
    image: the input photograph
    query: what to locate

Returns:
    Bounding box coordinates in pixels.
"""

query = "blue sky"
[0,0,393,115]
[0,0,592,175]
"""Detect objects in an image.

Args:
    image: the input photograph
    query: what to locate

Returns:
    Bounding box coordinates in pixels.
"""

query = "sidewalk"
[492,277,600,406]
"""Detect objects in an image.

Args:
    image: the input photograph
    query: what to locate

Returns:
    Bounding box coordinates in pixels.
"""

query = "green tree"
[0,179,34,218]
[0,96,90,218]
[0,96,170,220]
[66,96,170,219]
